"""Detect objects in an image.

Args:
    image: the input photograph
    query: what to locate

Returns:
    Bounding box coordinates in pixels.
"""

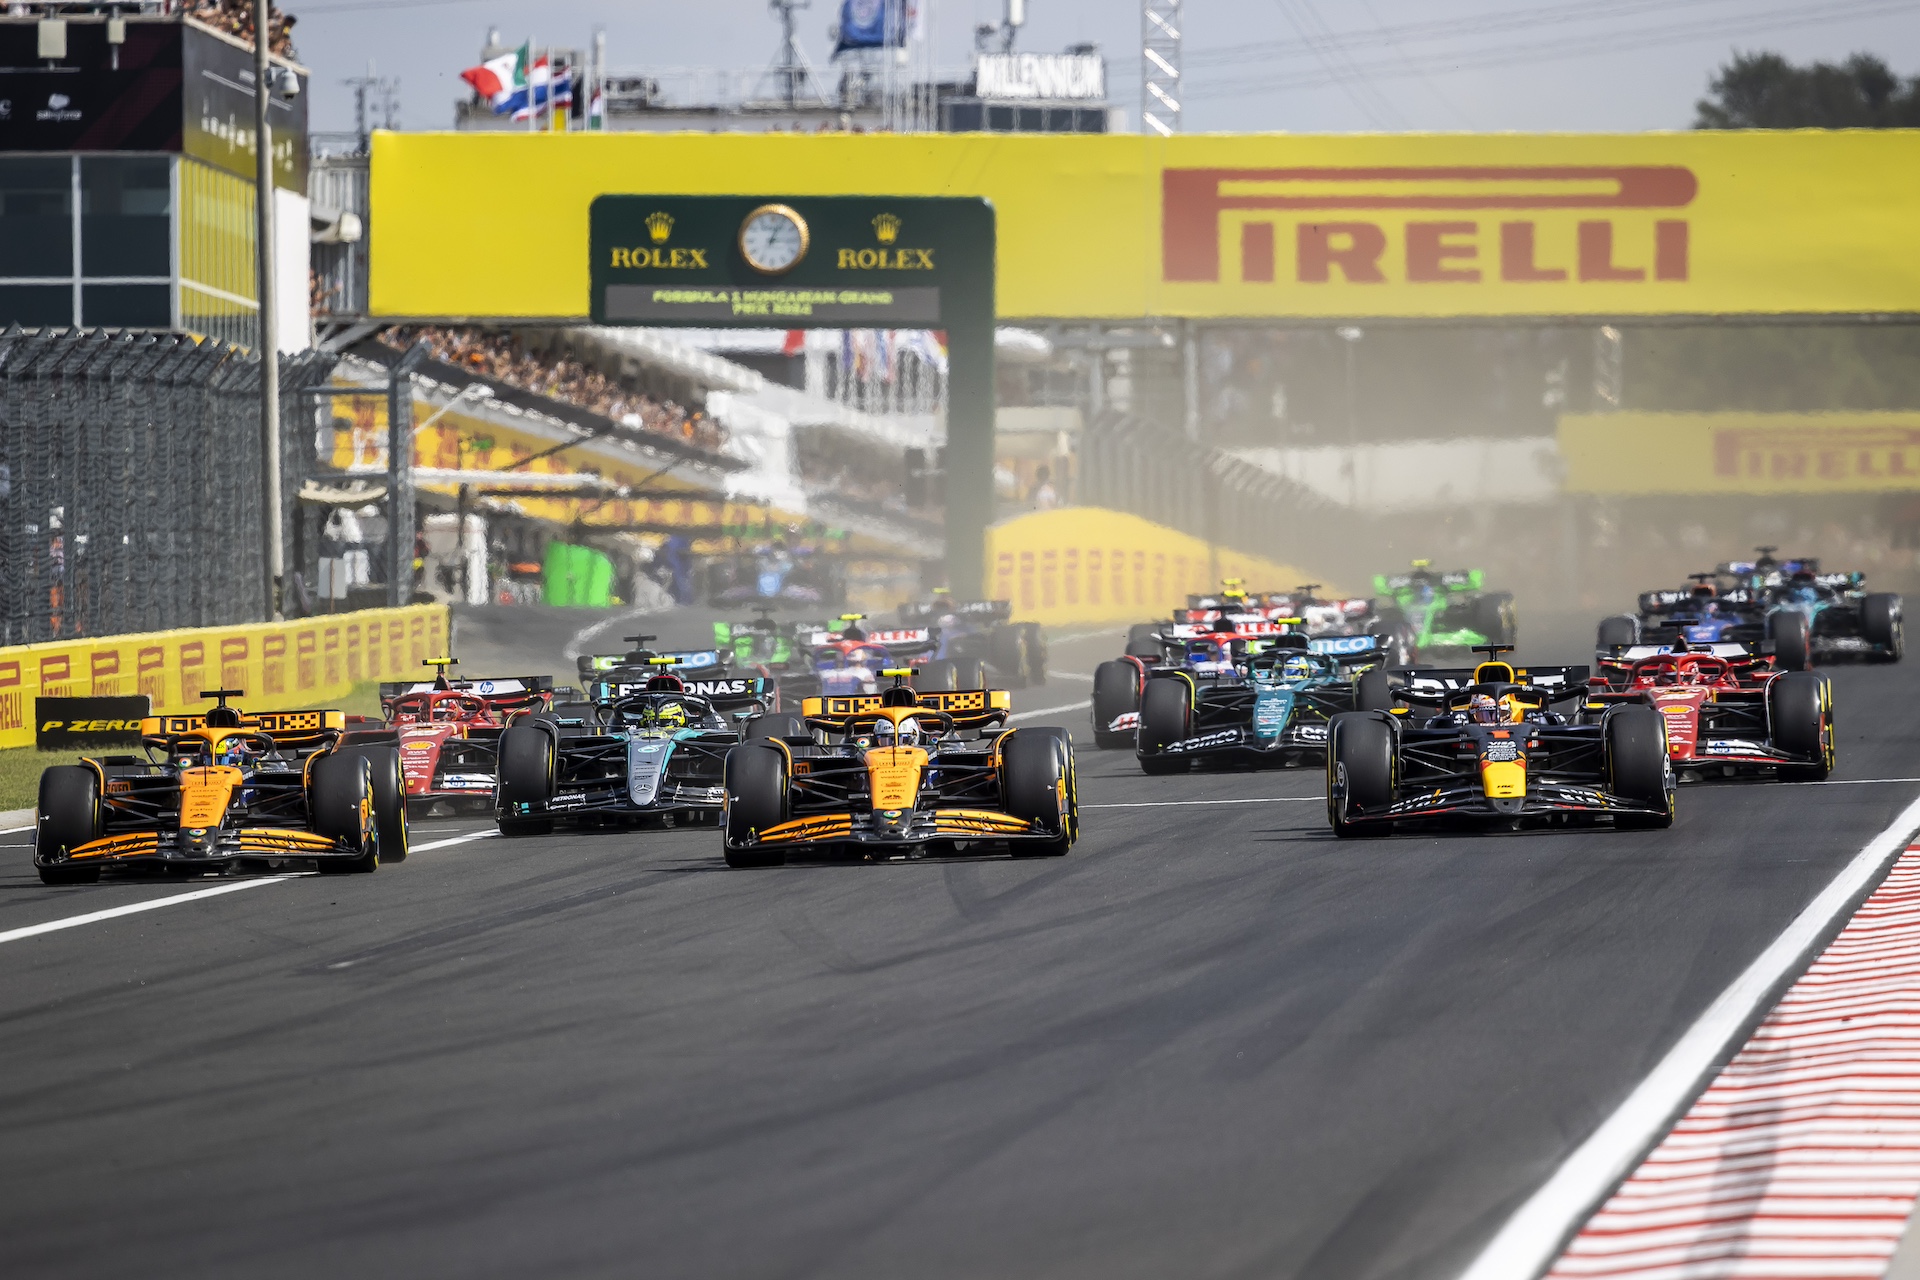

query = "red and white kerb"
[1550,847,1920,1279]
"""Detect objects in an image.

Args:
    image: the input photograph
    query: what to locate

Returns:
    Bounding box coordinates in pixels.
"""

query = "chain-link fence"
[0,327,337,645]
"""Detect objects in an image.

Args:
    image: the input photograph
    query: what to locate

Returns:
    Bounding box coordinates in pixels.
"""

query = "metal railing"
[0,327,335,644]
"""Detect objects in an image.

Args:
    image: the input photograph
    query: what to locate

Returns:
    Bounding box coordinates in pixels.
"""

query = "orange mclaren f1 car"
[32,690,409,884]
[719,671,1077,866]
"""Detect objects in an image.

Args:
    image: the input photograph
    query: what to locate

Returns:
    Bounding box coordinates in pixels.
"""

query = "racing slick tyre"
[1474,593,1518,646]
[497,722,556,835]
[1864,592,1903,662]
[1597,615,1639,651]
[989,624,1032,688]
[1125,623,1163,660]
[338,744,408,863]
[1020,623,1049,686]
[914,660,960,692]
[1354,667,1395,713]
[956,659,987,691]
[1605,705,1675,830]
[36,765,102,884]
[723,744,788,868]
[311,751,380,873]
[745,711,809,741]
[1327,713,1394,839]
[1769,670,1834,780]
[1004,727,1075,857]
[1770,609,1813,671]
[1137,677,1192,775]
[1091,660,1143,750]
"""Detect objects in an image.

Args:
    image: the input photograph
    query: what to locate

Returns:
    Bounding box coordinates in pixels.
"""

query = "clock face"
[739,205,808,275]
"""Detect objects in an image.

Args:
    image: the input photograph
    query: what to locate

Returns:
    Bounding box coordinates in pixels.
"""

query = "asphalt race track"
[6,624,1920,1280]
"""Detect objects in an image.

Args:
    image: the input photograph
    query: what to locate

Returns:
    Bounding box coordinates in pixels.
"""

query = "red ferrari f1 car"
[349,659,556,810]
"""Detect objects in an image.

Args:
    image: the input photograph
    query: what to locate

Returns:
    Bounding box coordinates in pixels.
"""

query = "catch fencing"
[0,327,337,645]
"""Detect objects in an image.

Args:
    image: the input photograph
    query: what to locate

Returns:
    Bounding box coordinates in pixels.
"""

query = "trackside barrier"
[0,605,449,751]
[984,506,1319,627]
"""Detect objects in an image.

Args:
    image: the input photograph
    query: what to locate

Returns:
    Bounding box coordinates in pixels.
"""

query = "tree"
[1695,51,1920,128]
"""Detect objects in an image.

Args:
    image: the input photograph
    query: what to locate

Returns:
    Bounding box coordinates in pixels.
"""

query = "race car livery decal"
[628,739,673,807]
[1107,711,1141,732]
[1309,635,1379,656]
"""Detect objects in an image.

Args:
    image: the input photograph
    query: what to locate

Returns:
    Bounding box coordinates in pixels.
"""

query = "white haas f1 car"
[1586,641,1833,780]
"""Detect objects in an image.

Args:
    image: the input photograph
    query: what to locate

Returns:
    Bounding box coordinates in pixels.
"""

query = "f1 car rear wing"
[1376,569,1481,593]
[378,675,553,699]
[1306,634,1385,662]
[141,708,346,752]
[1602,641,1772,663]
[581,650,725,675]
[861,627,938,654]
[595,673,773,711]
[1393,664,1591,705]
[801,688,1011,733]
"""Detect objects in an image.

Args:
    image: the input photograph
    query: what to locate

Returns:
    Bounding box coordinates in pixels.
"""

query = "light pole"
[254,0,281,618]
[1336,325,1363,508]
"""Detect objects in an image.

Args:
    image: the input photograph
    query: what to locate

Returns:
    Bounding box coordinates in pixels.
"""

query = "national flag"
[588,83,605,130]
[507,58,571,121]
[459,45,526,114]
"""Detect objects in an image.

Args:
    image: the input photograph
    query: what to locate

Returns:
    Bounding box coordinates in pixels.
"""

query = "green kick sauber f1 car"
[1374,561,1517,659]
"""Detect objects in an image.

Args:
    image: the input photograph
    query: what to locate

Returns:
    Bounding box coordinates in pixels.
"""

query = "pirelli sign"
[371,130,1920,323]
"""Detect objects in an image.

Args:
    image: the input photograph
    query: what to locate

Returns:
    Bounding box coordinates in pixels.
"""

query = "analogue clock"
[738,204,809,275]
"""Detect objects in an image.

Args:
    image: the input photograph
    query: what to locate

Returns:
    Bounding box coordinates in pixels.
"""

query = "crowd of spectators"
[180,1,298,56]
[388,327,728,454]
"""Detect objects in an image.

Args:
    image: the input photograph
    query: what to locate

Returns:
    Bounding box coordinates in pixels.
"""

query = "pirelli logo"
[1163,166,1697,287]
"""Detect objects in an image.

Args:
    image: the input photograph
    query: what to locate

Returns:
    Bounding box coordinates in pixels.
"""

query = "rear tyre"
[1125,623,1163,660]
[1769,670,1833,780]
[914,660,960,692]
[1091,660,1142,750]
[311,752,379,873]
[955,658,987,691]
[1353,667,1394,713]
[1475,592,1517,645]
[989,624,1031,688]
[36,766,102,884]
[1771,609,1813,671]
[1137,678,1191,775]
[1020,623,1049,686]
[1328,713,1394,838]
[723,744,788,868]
[1864,592,1903,662]
[1596,615,1639,651]
[1606,705,1674,829]
[1004,728,1074,856]
[497,722,556,832]
[745,711,808,741]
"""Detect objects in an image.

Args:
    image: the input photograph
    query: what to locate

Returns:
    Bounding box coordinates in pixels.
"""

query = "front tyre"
[340,744,408,862]
[1606,704,1674,829]
[311,752,380,873]
[1137,677,1191,775]
[1327,713,1394,838]
[1003,727,1074,856]
[1597,615,1639,651]
[723,744,789,868]
[497,722,556,832]
[989,624,1032,688]
[1769,670,1833,780]
[36,765,103,885]
[1353,667,1394,713]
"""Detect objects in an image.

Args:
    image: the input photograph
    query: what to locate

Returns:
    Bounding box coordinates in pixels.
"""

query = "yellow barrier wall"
[1560,411,1920,494]
[0,606,449,751]
[371,130,1920,322]
[986,507,1318,626]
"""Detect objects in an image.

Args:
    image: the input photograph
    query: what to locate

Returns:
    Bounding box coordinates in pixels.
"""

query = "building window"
[179,157,259,350]
[0,154,178,332]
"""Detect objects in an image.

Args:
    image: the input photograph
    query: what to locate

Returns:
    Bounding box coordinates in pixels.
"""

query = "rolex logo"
[872,213,901,245]
[645,211,674,243]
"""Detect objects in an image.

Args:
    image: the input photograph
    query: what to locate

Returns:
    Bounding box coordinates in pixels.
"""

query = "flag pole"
[526,37,535,133]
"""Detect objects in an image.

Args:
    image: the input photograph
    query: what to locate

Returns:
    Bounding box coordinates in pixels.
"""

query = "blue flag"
[834,0,899,53]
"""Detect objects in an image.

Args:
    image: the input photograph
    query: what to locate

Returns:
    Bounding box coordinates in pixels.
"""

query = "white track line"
[1009,699,1092,723]
[1046,671,1097,681]
[1083,797,1316,809]
[0,829,499,947]
[1,825,32,835]
[1458,789,1920,1280]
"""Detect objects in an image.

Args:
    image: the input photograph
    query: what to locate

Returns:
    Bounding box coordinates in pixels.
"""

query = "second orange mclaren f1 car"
[719,671,1077,866]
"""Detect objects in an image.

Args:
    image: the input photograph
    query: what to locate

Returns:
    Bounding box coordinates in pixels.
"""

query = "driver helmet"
[216,736,255,766]
[653,702,687,730]
[1468,693,1501,725]
[872,718,896,746]
[895,718,923,747]
[1281,654,1314,682]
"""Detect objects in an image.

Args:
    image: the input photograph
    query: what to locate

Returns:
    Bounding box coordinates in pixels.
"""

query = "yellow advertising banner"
[1559,411,1920,495]
[371,130,1920,322]
[0,606,449,751]
[986,506,1316,626]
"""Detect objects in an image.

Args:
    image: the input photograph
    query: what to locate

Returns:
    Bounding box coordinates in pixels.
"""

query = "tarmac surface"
[5,610,1919,1279]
